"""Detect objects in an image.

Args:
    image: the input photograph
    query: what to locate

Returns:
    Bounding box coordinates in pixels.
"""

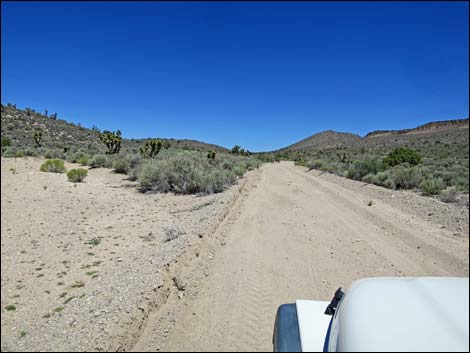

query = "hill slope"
[278,130,362,152]
[0,104,228,154]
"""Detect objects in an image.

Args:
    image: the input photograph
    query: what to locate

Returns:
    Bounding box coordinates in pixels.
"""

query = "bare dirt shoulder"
[0,157,254,352]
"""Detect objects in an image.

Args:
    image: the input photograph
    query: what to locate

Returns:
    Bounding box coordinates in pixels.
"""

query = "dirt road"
[133,162,468,352]
[2,159,467,351]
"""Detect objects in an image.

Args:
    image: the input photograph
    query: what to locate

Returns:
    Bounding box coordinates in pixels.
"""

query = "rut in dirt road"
[133,162,469,352]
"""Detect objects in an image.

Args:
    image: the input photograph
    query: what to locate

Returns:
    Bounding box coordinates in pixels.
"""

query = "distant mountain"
[0,104,228,153]
[275,118,469,153]
[277,130,362,152]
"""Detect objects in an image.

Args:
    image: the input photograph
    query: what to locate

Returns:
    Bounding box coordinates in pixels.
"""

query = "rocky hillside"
[0,104,228,154]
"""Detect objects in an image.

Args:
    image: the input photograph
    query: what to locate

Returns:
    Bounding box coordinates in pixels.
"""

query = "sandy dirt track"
[133,162,468,352]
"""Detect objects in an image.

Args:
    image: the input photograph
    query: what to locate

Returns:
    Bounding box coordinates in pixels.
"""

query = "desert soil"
[1,159,468,352]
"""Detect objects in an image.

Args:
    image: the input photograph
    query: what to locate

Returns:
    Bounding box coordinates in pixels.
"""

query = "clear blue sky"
[2,1,468,152]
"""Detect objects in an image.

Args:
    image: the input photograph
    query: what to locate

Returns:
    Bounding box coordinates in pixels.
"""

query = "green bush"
[347,159,383,180]
[233,164,247,177]
[390,166,423,189]
[294,158,309,168]
[1,137,11,147]
[203,169,237,193]
[1,146,11,156]
[138,151,244,194]
[44,149,65,159]
[67,151,91,165]
[440,187,458,203]
[420,178,444,195]
[67,168,88,182]
[40,159,66,173]
[23,148,37,157]
[375,171,391,184]
[362,173,378,184]
[89,154,111,168]
[383,146,422,167]
[112,158,129,174]
[14,149,25,158]
[382,178,396,189]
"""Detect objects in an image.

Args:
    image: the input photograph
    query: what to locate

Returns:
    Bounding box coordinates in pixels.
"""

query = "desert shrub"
[23,148,37,157]
[1,137,11,147]
[440,187,459,203]
[128,165,141,181]
[375,171,391,184]
[40,159,66,173]
[3,147,24,158]
[308,160,326,170]
[67,151,89,164]
[362,173,378,184]
[439,171,458,188]
[420,178,444,195]
[382,177,396,189]
[126,154,143,169]
[138,151,240,194]
[112,158,129,174]
[256,153,275,163]
[390,166,423,189]
[347,159,383,180]
[44,149,64,159]
[14,149,26,157]
[1,147,15,157]
[67,168,88,182]
[220,158,235,171]
[203,169,237,193]
[455,176,469,192]
[233,164,247,177]
[77,155,90,166]
[89,154,111,168]
[244,157,261,170]
[383,146,422,167]
[294,158,309,168]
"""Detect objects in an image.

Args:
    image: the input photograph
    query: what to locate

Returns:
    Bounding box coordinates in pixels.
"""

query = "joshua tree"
[99,130,122,154]
[33,131,42,147]
[231,145,241,154]
[162,140,171,150]
[207,150,216,159]
[139,139,162,158]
